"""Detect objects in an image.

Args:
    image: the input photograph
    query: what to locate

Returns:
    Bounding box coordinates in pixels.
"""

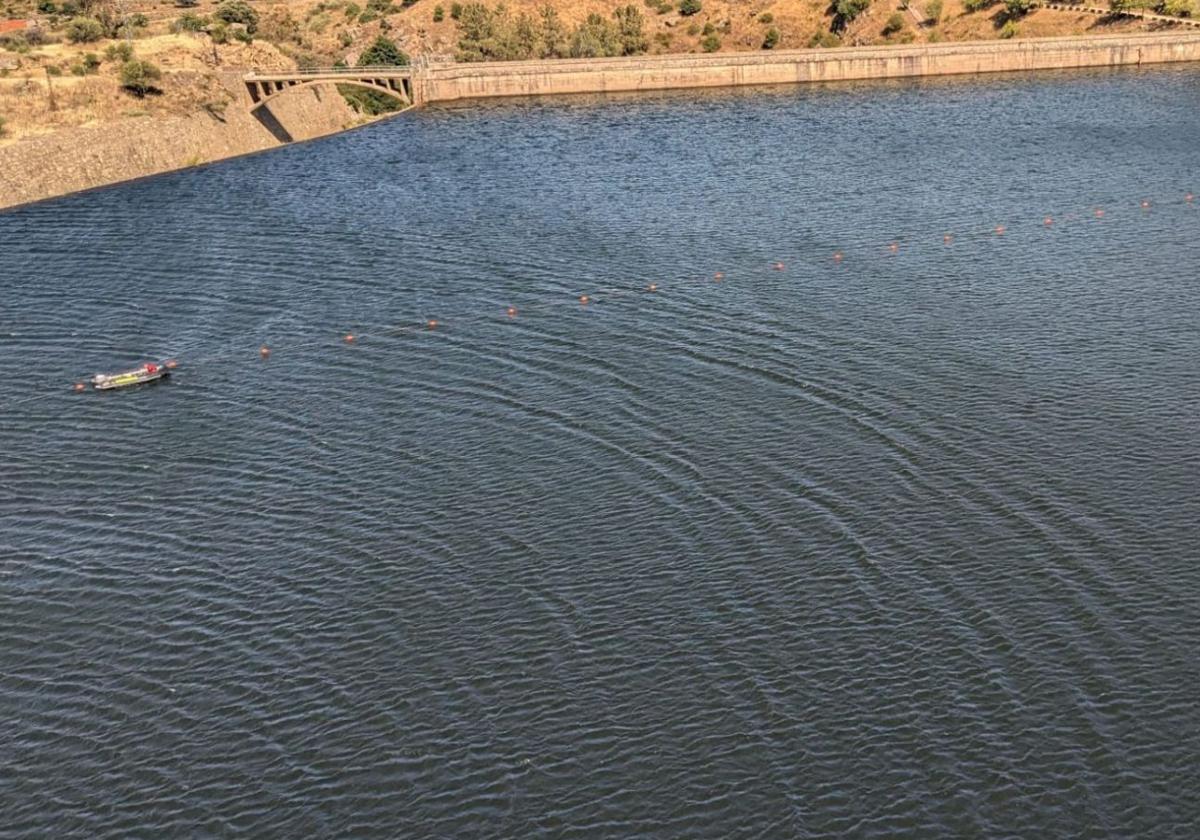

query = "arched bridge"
[244,67,415,112]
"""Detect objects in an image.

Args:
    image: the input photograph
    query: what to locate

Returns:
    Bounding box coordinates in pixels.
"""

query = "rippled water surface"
[3,66,1200,837]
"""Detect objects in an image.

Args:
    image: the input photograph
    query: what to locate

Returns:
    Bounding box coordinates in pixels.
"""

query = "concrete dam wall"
[415,33,1200,103]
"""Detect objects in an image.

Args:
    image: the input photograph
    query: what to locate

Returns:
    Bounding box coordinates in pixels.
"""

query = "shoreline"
[3,33,1200,213]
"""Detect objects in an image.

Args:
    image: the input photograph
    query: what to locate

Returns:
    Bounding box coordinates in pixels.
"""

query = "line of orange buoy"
[31,189,1196,400]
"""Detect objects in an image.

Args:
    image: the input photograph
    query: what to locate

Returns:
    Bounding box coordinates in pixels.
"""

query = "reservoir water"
[2,66,1199,837]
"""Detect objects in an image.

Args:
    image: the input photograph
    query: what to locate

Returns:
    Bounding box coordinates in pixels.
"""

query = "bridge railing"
[245,65,414,79]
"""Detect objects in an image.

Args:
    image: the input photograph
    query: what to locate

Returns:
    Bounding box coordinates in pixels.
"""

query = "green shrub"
[450,1,462,18]
[1003,0,1033,16]
[0,115,6,137]
[962,0,995,10]
[882,11,905,32]
[120,58,161,95]
[834,0,871,26]
[656,0,673,11]
[1158,0,1194,14]
[679,0,701,15]
[339,30,353,46]
[762,25,780,48]
[208,21,229,43]
[171,12,207,33]
[999,19,1017,36]
[925,0,943,21]
[808,30,841,47]
[214,0,258,33]
[759,12,774,22]
[175,0,200,7]
[701,21,714,34]
[105,42,134,61]
[700,32,720,51]
[686,21,700,34]
[343,2,360,16]
[433,3,444,20]
[46,63,62,76]
[64,16,103,42]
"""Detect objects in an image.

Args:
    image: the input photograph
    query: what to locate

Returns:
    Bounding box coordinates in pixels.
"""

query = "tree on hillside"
[679,0,701,15]
[512,12,539,59]
[1003,0,1033,17]
[613,5,648,55]
[833,0,870,29]
[214,0,258,34]
[456,2,499,61]
[120,58,162,96]
[358,34,410,65]
[569,13,621,58]
[539,5,567,58]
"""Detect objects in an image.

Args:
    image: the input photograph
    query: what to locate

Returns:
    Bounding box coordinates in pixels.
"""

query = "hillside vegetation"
[1,0,1194,144]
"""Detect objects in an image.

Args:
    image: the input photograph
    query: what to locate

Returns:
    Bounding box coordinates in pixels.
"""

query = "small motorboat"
[92,360,175,390]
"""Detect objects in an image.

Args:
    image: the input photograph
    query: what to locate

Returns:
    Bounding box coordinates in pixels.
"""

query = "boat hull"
[92,369,168,390]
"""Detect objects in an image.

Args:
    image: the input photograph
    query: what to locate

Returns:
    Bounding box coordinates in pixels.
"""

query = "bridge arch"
[248,77,412,114]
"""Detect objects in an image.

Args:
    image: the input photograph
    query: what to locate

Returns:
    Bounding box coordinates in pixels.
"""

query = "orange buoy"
[1141,200,1151,210]
[888,242,899,254]
[344,333,356,343]
[579,295,590,305]
[773,262,785,271]
[73,382,86,393]
[1044,216,1053,227]
[943,234,953,245]
[1187,193,1195,203]
[259,345,271,358]
[1095,208,1105,218]
[506,306,517,317]
[995,225,1006,236]
[647,283,658,292]
[164,359,178,370]
[427,319,438,330]
[714,272,724,281]
[833,251,844,263]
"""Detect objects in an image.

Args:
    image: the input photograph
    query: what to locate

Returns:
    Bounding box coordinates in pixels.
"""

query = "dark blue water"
[3,66,1200,837]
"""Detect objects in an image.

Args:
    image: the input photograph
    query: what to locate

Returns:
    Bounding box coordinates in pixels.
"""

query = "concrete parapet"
[414,33,1200,104]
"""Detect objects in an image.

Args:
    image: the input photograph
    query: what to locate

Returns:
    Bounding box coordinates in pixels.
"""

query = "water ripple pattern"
[2,66,1200,838]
